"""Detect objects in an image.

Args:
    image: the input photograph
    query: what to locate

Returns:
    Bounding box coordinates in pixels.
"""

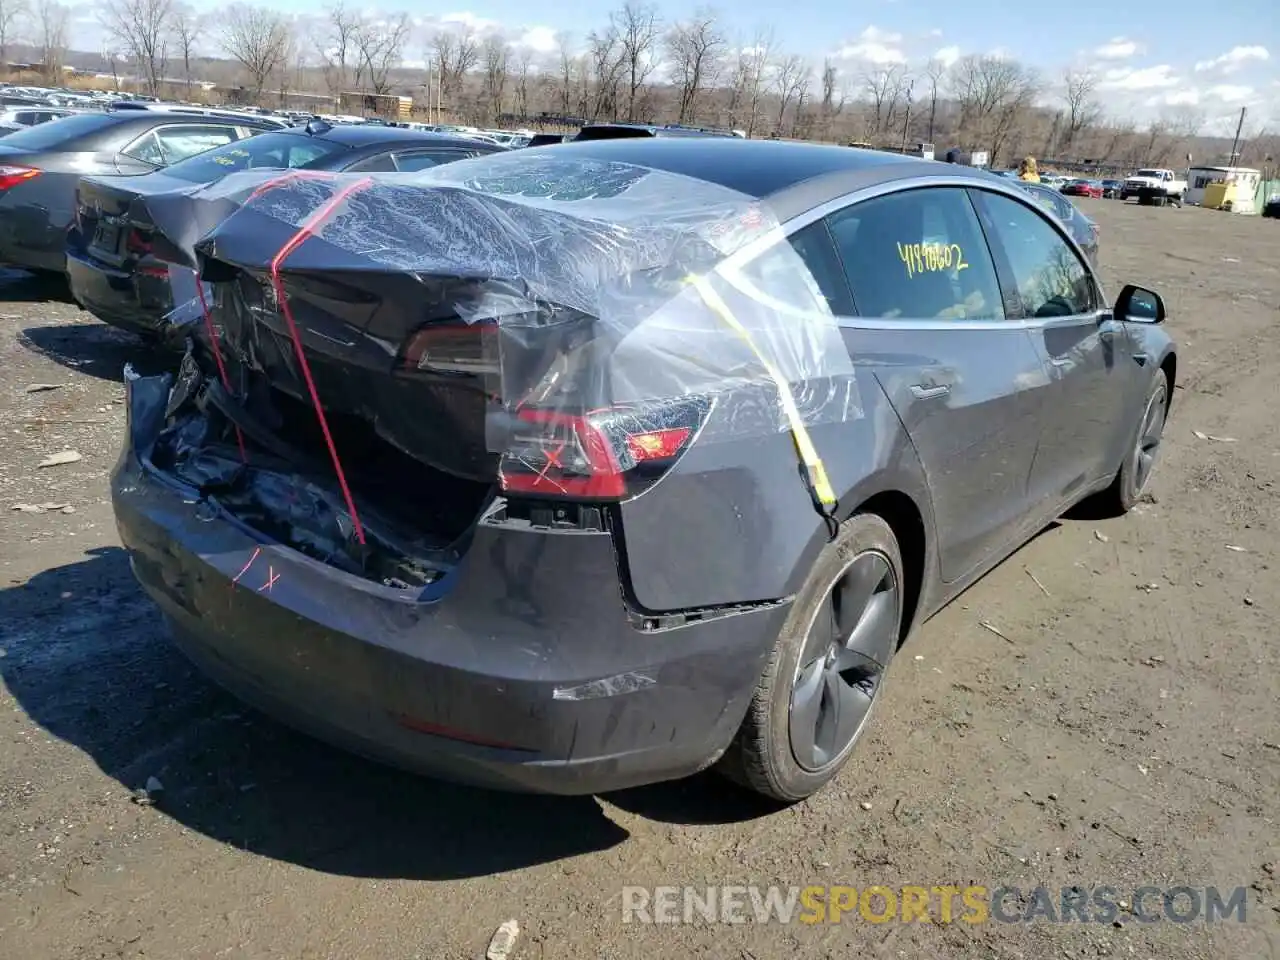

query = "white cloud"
[1194,45,1269,73]
[1098,64,1179,91]
[1206,84,1254,102]
[1161,89,1201,106]
[933,45,961,68]
[926,28,943,38]
[1094,37,1139,60]
[513,26,559,54]
[836,26,907,64]
[440,11,499,32]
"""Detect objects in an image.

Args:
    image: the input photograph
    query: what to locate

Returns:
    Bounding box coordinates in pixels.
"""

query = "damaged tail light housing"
[400,319,501,377]
[498,397,710,501]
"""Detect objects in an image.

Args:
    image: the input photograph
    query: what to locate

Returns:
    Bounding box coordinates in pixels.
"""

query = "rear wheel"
[1098,368,1168,514]
[719,514,904,802]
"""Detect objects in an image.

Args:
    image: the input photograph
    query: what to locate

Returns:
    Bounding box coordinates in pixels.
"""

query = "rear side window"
[826,187,1005,321]
[122,124,240,166]
[161,131,342,183]
[0,111,119,150]
[974,191,1096,319]
[739,220,853,315]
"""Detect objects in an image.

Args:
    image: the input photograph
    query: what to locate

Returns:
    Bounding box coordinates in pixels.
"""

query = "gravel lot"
[1,199,1278,960]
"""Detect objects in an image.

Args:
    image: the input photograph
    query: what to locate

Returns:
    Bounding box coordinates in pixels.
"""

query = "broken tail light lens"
[498,397,709,501]
[0,165,39,192]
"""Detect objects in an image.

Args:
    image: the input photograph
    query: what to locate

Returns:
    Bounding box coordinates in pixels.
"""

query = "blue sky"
[71,0,1277,134]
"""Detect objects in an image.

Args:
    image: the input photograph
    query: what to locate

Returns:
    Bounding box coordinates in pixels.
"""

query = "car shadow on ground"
[18,321,174,382]
[0,547,778,880]
[0,268,75,304]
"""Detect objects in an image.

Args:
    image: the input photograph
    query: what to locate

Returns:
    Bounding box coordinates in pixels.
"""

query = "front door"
[822,185,1055,582]
[970,188,1135,504]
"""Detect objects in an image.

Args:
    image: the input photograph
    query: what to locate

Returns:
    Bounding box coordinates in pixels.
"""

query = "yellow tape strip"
[687,274,837,509]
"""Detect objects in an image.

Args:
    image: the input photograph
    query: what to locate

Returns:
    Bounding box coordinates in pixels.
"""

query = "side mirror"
[1114,284,1166,324]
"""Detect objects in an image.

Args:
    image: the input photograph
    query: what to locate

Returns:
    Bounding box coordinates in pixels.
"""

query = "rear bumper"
[66,247,171,336]
[111,371,786,795]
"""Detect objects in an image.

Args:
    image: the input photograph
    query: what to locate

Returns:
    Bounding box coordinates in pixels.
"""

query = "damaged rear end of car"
[111,151,861,793]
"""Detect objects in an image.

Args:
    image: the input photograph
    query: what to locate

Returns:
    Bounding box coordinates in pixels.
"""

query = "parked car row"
[0,116,1174,805]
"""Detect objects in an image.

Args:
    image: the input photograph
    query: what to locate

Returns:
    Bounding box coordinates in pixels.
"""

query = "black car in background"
[1101,179,1124,199]
[0,110,282,274]
[67,124,504,337]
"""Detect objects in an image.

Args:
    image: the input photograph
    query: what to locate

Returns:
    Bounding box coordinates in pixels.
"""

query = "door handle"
[909,383,951,400]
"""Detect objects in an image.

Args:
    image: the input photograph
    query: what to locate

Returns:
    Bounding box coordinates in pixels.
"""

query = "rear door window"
[122,124,240,166]
[160,131,343,183]
[739,220,854,316]
[826,187,1005,321]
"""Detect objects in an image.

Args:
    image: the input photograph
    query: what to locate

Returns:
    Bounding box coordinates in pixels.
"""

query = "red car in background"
[1062,179,1104,198]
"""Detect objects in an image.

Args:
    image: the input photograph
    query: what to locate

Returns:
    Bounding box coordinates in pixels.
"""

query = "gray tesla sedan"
[111,139,1175,802]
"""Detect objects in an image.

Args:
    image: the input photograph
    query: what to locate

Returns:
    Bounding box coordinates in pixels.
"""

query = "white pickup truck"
[1121,168,1188,206]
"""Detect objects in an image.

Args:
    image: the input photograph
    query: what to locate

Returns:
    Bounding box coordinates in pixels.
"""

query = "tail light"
[125,227,153,256]
[498,397,709,501]
[0,165,39,191]
[400,320,500,377]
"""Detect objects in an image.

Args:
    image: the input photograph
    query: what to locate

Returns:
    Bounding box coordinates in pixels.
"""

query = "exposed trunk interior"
[148,349,495,590]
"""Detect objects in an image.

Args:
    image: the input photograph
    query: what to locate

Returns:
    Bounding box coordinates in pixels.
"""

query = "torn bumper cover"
[114,368,789,794]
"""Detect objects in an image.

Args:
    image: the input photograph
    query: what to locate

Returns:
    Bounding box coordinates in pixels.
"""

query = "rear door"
[822,185,1055,582]
[970,187,1133,504]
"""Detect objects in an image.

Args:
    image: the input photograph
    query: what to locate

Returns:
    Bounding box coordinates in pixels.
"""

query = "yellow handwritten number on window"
[897,241,968,279]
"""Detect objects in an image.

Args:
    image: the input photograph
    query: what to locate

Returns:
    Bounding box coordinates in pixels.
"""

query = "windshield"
[0,112,118,150]
[160,131,345,183]
[1133,170,1164,178]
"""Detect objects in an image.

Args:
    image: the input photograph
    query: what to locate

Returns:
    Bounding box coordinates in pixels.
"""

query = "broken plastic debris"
[486,919,519,960]
[1192,430,1237,442]
[1225,545,1247,553]
[1093,530,1109,543]
[37,450,82,468]
[131,776,165,806]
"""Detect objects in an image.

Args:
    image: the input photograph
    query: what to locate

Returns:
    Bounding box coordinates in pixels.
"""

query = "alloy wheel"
[1133,383,1168,493]
[789,550,900,773]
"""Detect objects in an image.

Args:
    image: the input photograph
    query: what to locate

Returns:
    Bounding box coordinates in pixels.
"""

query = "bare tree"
[432,28,480,104]
[36,0,69,80]
[1061,68,1103,155]
[555,33,576,116]
[726,27,774,136]
[861,64,908,138]
[354,11,409,95]
[586,24,624,119]
[665,10,722,123]
[480,34,509,123]
[101,0,173,97]
[950,54,1039,164]
[513,47,532,119]
[0,0,29,65]
[611,1,660,121]
[923,57,947,142]
[220,4,290,103]
[171,3,202,95]
[771,53,807,133]
[817,58,846,138]
[315,2,360,95]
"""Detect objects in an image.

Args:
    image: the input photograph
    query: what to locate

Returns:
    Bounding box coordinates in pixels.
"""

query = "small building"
[1186,165,1262,213]
[338,91,412,121]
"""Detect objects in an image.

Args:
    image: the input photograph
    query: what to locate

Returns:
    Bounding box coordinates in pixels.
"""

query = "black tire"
[1098,368,1169,515]
[718,513,905,803]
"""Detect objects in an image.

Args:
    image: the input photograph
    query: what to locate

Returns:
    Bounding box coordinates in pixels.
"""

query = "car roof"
[540,137,991,215]
[305,125,497,147]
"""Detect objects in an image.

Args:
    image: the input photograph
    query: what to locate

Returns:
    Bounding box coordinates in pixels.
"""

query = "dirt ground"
[1,199,1278,960]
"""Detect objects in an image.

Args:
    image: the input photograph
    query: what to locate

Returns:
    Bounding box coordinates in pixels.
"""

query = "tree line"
[3,0,1274,169]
